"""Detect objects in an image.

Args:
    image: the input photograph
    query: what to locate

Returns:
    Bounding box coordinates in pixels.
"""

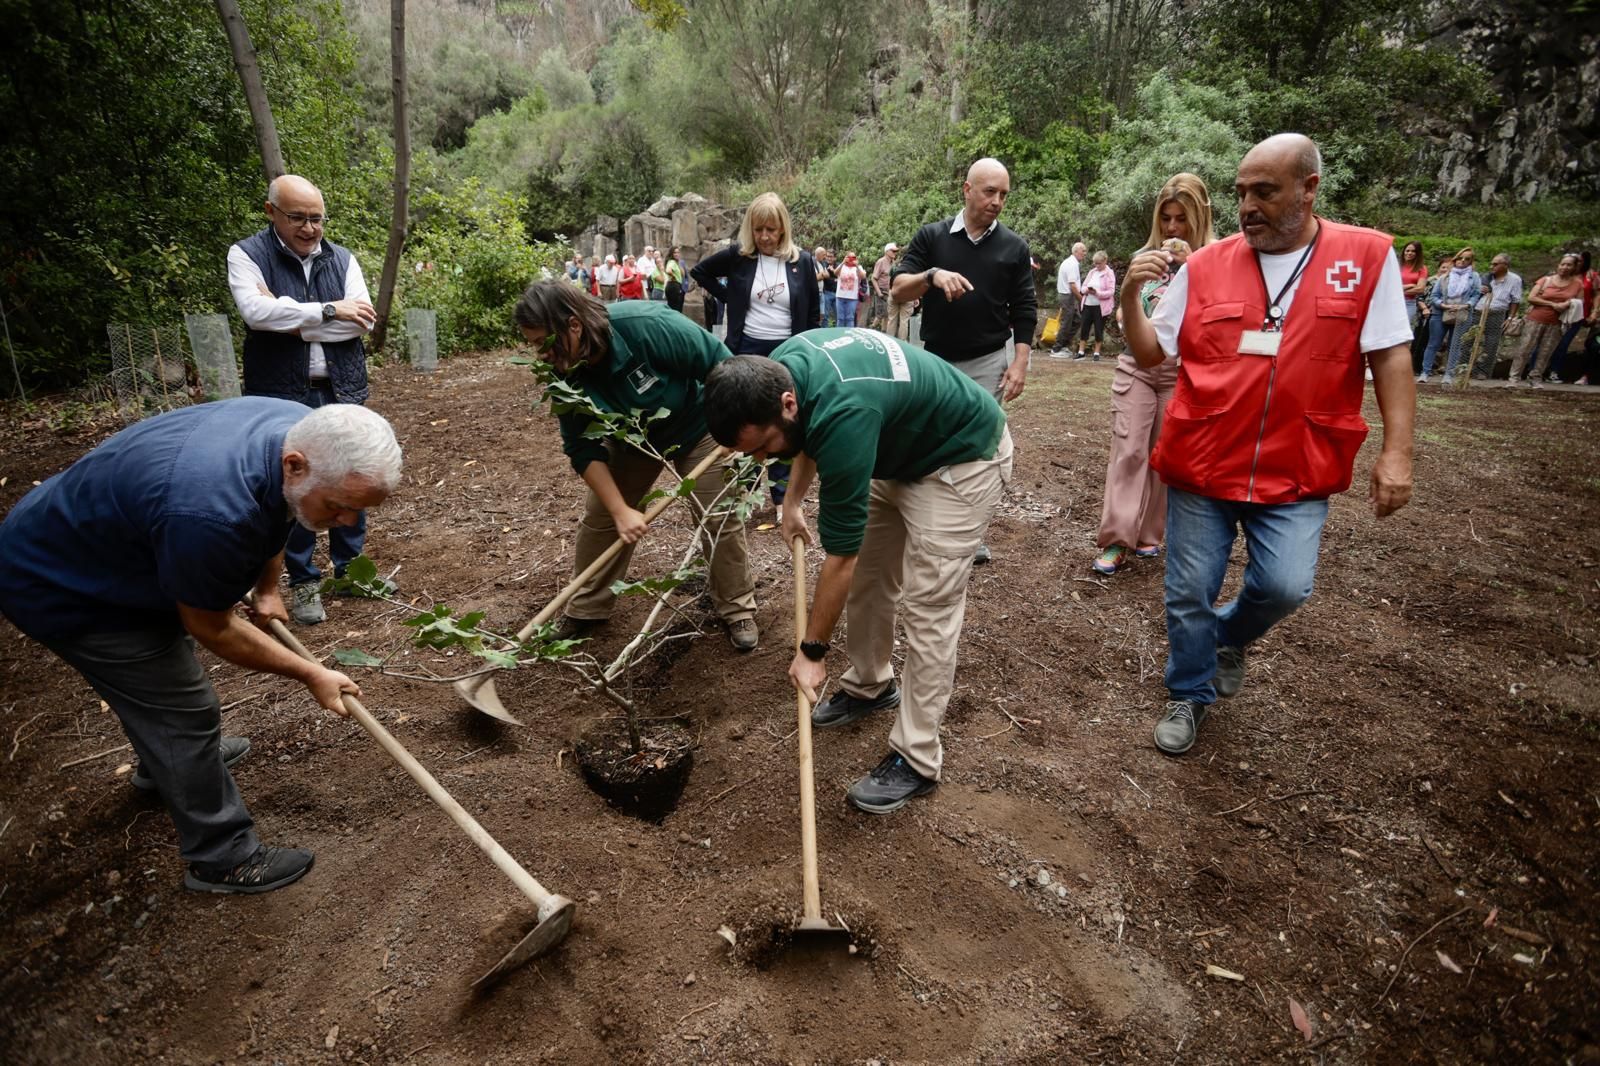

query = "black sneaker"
[1214,645,1245,698]
[184,845,315,894]
[846,752,937,814]
[133,735,251,792]
[812,681,900,728]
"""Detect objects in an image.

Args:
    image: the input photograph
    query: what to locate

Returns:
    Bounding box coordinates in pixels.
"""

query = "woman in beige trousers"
[1093,173,1216,575]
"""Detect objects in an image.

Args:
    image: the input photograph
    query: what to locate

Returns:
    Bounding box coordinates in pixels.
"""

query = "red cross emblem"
[1326,260,1361,293]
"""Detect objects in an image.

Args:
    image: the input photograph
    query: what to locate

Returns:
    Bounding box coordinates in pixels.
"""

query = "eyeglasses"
[271,205,328,227]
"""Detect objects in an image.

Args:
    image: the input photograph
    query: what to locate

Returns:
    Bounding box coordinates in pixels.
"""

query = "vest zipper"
[1245,358,1278,502]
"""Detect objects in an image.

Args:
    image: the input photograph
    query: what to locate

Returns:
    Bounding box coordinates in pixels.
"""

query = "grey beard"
[1244,201,1309,253]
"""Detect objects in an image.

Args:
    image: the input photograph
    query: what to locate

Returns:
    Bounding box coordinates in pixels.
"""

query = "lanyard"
[1255,226,1319,332]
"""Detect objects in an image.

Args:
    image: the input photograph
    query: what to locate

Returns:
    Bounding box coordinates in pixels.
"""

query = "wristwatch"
[321,303,337,322]
[924,268,939,287]
[799,639,829,662]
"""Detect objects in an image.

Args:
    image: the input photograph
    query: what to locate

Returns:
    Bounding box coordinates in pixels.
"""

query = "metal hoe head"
[796,914,851,937]
[471,895,576,991]
[454,675,523,726]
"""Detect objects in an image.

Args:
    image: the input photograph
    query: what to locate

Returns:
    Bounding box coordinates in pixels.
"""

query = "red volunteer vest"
[1151,218,1394,504]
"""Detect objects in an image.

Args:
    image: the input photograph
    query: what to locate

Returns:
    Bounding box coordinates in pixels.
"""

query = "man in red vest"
[1120,133,1416,756]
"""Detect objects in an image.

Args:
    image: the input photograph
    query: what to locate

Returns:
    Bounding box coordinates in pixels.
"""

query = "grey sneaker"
[1153,700,1209,755]
[846,752,937,814]
[973,543,993,566]
[133,735,250,792]
[290,582,326,625]
[812,681,900,728]
[185,845,315,895]
[727,617,759,652]
[1214,645,1246,699]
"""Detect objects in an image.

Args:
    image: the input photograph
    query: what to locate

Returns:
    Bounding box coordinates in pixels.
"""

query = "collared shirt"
[1481,271,1523,312]
[227,235,369,380]
[949,212,998,245]
[1057,255,1081,295]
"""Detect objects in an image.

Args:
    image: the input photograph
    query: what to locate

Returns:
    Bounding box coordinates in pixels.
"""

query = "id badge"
[1238,330,1282,357]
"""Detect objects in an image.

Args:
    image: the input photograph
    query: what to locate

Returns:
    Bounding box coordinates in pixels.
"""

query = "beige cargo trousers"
[834,427,1014,780]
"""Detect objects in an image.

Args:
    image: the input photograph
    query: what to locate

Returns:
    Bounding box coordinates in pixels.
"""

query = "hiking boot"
[550,615,602,641]
[973,543,993,566]
[290,582,325,625]
[846,752,937,814]
[812,681,900,728]
[1092,545,1129,575]
[133,735,251,792]
[727,617,759,652]
[1214,645,1246,698]
[1153,700,1209,756]
[184,845,315,895]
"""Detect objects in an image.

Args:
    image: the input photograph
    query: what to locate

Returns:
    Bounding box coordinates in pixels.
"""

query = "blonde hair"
[738,192,799,262]
[1144,172,1217,252]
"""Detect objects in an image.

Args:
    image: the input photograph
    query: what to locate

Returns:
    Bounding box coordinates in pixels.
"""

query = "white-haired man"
[229,174,379,625]
[596,254,621,302]
[0,399,403,893]
[1051,242,1086,357]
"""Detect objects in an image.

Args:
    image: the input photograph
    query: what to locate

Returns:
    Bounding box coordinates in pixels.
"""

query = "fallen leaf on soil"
[99,701,109,712]
[114,763,131,776]
[1287,997,1314,1042]
[1497,924,1546,946]
[756,523,774,531]
[1205,964,1244,981]
[1436,950,1463,974]
[428,419,448,425]
[1483,906,1498,928]
[1512,953,1537,966]
[325,1024,339,1050]
[716,925,736,948]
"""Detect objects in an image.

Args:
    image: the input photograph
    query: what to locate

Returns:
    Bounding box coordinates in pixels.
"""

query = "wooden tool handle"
[511,445,732,643]
[792,537,824,922]
[264,616,555,908]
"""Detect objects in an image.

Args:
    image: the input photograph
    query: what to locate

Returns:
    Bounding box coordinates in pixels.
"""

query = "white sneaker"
[1415,373,1428,383]
[290,583,326,625]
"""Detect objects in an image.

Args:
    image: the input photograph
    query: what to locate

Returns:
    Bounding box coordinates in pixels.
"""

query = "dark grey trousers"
[44,627,259,868]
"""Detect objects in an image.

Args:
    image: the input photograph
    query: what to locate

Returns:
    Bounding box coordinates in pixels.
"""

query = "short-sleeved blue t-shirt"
[0,397,306,640]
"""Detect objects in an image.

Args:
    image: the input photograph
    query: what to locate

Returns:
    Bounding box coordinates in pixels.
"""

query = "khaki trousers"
[566,434,756,622]
[1508,319,1565,381]
[836,428,1014,780]
[1098,354,1177,549]
[883,300,913,340]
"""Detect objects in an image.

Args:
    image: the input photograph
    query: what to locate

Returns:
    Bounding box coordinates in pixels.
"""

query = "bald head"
[1235,133,1321,253]
[264,175,327,257]
[961,158,1011,235]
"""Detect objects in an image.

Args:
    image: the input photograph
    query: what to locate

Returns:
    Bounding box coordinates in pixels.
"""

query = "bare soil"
[1,354,1597,1065]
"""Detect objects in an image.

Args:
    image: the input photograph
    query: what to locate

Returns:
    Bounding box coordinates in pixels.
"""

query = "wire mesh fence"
[106,322,193,423]
[185,313,241,401]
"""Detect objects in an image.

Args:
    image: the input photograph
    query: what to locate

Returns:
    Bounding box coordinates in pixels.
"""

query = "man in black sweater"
[891,156,1035,564]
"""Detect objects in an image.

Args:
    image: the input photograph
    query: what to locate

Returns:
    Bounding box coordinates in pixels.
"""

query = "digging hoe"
[788,537,852,943]
[260,613,575,990]
[455,445,732,724]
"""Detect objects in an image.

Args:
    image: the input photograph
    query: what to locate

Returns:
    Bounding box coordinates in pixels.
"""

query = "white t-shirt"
[1057,255,1081,295]
[744,254,793,340]
[635,254,656,278]
[835,264,865,300]
[596,263,620,285]
[1149,244,1412,359]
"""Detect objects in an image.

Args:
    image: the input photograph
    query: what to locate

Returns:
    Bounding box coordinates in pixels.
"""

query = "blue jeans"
[736,335,792,502]
[1419,312,1447,375]
[1164,488,1328,704]
[821,291,837,327]
[1548,321,1585,379]
[835,297,859,328]
[285,383,367,587]
[1444,309,1478,376]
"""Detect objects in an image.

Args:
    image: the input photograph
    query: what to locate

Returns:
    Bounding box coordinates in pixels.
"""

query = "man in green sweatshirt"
[704,328,1013,813]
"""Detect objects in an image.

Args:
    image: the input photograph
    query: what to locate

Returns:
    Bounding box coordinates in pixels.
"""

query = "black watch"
[321,302,337,322]
[799,639,829,662]
[924,267,939,287]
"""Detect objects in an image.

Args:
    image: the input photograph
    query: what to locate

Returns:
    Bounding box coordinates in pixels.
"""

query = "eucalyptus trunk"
[213,0,283,183]
[370,0,411,355]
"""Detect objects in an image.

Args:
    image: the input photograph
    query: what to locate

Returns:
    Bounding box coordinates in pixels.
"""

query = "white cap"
[885,242,898,251]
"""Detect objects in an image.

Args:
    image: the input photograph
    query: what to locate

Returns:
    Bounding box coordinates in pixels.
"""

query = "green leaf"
[477,648,520,669]
[333,648,384,668]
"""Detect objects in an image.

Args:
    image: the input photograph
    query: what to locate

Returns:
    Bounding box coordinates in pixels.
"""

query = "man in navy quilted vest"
[228,175,379,625]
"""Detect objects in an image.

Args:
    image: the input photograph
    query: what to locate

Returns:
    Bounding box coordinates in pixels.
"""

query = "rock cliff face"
[574,194,744,265]
[1432,5,1599,201]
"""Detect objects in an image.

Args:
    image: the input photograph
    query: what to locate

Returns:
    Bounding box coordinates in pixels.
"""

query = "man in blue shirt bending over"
[0,399,402,894]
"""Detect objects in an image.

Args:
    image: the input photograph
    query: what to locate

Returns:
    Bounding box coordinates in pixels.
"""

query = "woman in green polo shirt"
[511,281,760,650]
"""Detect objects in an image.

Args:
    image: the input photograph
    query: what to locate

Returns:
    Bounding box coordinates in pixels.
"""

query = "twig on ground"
[378,664,501,684]
[974,721,1015,740]
[697,775,761,810]
[58,743,131,770]
[220,692,264,712]
[454,743,495,762]
[9,712,48,761]
[0,815,13,842]
[1306,1030,1350,1051]
[1122,771,1152,807]
[1422,836,1460,880]
[675,1000,722,1025]
[1267,788,1327,803]
[1215,798,1257,817]
[1374,906,1470,1006]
